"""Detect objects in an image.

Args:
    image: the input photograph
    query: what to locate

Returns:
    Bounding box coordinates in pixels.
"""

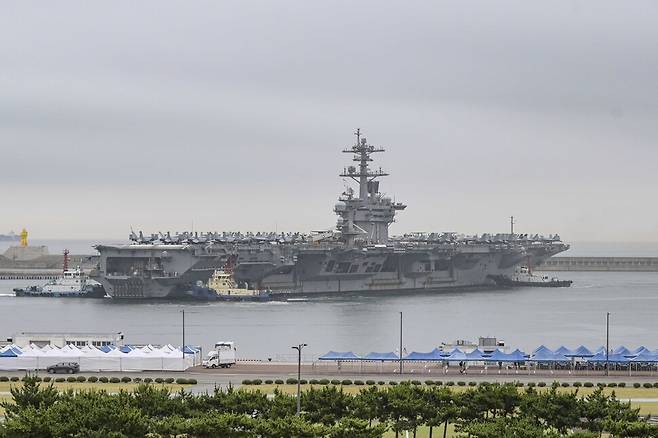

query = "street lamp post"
[292,343,307,415]
[182,309,186,360]
[606,312,610,377]
[399,312,403,375]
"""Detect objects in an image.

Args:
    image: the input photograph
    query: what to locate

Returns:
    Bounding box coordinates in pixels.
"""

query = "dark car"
[46,362,80,374]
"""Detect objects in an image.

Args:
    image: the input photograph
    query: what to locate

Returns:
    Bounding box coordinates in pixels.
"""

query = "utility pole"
[510,216,515,235]
[292,343,307,415]
[606,312,610,376]
[182,309,186,360]
[399,312,403,375]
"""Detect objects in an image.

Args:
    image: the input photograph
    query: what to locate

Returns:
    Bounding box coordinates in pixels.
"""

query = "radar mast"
[335,130,406,246]
[340,128,389,200]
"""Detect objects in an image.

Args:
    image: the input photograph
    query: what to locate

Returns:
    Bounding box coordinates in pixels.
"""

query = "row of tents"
[319,348,526,363]
[531,345,658,363]
[0,343,202,371]
[319,345,658,364]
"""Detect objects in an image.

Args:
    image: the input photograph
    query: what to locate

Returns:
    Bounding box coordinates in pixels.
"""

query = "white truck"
[203,341,237,368]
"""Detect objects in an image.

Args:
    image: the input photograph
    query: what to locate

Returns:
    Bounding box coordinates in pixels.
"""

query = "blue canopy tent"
[613,346,631,356]
[586,352,606,362]
[0,349,17,358]
[319,351,361,361]
[404,348,445,361]
[99,345,115,353]
[183,346,199,355]
[507,349,528,362]
[532,349,569,362]
[531,350,553,362]
[593,346,606,355]
[120,345,134,353]
[466,349,487,361]
[632,346,650,356]
[627,351,658,376]
[482,349,527,374]
[533,345,553,355]
[570,345,594,357]
[445,348,468,362]
[487,349,517,362]
[555,346,573,356]
[631,352,658,363]
[588,352,629,363]
[363,352,399,361]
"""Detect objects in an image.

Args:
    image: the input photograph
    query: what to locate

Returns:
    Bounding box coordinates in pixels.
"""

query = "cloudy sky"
[1,0,657,241]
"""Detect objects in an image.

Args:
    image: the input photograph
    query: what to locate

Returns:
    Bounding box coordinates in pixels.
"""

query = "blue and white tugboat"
[489,265,572,288]
[13,250,105,298]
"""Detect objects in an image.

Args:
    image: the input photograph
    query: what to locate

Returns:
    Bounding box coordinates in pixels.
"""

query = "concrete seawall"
[538,257,658,272]
[0,254,98,279]
[0,269,64,280]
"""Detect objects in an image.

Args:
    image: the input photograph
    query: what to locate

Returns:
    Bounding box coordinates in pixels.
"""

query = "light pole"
[292,343,307,415]
[182,309,186,359]
[399,312,403,375]
[605,312,610,377]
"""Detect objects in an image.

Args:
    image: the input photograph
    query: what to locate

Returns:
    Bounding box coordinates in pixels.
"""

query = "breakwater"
[0,254,97,279]
[538,257,658,272]
[0,270,61,280]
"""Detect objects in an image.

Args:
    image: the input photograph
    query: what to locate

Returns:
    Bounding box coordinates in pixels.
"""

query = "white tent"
[0,344,197,372]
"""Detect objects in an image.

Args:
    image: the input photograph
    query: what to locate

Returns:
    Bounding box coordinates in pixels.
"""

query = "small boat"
[194,257,272,302]
[489,266,572,288]
[181,284,271,302]
[13,250,106,298]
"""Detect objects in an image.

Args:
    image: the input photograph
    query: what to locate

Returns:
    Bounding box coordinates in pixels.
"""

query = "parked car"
[46,362,80,374]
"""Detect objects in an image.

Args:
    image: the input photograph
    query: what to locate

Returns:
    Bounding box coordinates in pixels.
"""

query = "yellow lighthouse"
[20,228,28,247]
[2,228,48,260]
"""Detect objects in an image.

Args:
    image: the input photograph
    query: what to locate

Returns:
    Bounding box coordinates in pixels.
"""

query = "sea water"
[2,271,658,361]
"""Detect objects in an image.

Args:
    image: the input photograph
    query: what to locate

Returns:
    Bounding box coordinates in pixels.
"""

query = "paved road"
[4,362,658,394]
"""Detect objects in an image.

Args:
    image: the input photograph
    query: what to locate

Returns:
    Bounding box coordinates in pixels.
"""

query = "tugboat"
[184,256,271,302]
[489,265,572,288]
[13,250,106,298]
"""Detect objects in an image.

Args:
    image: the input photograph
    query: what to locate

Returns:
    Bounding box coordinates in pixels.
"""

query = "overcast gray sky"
[1,0,657,241]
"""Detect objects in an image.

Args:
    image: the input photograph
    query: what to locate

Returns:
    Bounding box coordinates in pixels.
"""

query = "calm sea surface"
[2,271,658,361]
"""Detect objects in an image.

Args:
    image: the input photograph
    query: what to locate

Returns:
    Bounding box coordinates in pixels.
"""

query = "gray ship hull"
[256,247,526,295]
[94,240,567,299]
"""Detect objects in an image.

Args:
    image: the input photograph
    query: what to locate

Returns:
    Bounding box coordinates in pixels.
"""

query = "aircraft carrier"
[92,130,569,299]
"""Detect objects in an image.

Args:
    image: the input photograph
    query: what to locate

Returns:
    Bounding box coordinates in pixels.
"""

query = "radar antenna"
[63,249,70,273]
[340,128,388,200]
[335,130,406,246]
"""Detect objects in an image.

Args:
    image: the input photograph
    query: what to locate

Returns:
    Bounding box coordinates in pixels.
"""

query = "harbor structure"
[6,331,124,348]
[2,228,49,261]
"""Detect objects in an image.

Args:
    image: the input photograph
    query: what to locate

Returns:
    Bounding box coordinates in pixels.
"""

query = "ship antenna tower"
[63,249,70,273]
[335,129,406,246]
[340,128,388,199]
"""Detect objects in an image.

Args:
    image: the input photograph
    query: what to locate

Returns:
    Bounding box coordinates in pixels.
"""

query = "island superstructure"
[335,129,406,246]
[92,130,569,299]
